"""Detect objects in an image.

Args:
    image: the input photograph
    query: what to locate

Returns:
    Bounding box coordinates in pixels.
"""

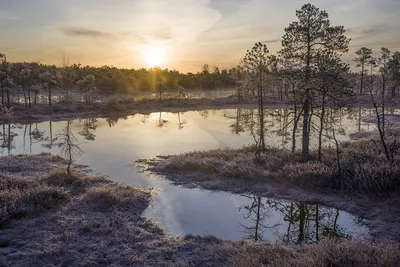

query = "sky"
[0,0,399,72]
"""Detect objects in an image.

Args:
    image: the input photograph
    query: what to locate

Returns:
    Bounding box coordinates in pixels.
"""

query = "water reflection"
[1,124,18,155]
[239,197,354,243]
[0,108,375,242]
[177,112,187,130]
[58,120,83,174]
[239,196,278,241]
[158,112,168,128]
[222,107,378,152]
[78,118,98,141]
[41,121,58,149]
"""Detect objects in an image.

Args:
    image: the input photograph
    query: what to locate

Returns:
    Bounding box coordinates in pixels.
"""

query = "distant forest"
[1,2,400,109]
[0,60,236,95]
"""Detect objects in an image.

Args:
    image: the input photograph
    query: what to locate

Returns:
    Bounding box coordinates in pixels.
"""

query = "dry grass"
[233,239,400,267]
[146,138,400,194]
[1,154,399,266]
[0,176,69,226]
[142,138,400,242]
[79,183,150,212]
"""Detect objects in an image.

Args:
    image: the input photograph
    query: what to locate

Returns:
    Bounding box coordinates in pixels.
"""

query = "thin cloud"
[154,27,173,41]
[61,27,113,39]
[260,39,281,44]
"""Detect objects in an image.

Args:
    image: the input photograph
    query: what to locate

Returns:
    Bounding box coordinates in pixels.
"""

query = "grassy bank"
[1,154,399,266]
[141,138,400,242]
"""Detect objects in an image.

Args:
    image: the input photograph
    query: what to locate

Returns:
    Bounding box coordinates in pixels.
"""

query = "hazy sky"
[1,0,399,72]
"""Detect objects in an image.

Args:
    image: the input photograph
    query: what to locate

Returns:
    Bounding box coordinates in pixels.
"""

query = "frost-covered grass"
[146,138,400,194]
[142,138,400,242]
[233,239,400,267]
[1,154,400,266]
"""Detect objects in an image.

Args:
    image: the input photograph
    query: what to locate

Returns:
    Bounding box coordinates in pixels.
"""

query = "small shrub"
[42,172,81,187]
[0,182,69,226]
[80,184,149,213]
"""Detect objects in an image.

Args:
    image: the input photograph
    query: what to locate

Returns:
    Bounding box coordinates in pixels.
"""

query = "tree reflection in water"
[158,112,168,128]
[58,120,82,174]
[41,121,58,150]
[239,196,279,241]
[224,107,356,153]
[239,197,351,244]
[0,123,18,155]
[177,112,187,130]
[78,118,98,141]
[106,116,128,128]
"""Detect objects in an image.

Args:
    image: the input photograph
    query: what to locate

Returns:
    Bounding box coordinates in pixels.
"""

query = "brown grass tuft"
[79,184,150,212]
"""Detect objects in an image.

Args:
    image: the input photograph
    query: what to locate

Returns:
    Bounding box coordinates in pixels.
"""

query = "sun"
[145,45,165,67]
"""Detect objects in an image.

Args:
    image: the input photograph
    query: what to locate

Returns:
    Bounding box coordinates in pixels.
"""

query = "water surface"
[0,108,375,242]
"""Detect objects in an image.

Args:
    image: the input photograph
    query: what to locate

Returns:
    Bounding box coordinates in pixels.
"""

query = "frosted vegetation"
[1,154,399,266]
[1,2,400,266]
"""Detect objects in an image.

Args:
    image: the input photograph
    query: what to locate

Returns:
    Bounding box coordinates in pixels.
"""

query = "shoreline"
[1,154,399,266]
[139,141,400,243]
[0,98,284,124]
[1,95,398,124]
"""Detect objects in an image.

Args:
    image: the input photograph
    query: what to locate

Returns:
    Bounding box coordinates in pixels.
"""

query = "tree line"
[233,3,400,159]
[0,53,236,109]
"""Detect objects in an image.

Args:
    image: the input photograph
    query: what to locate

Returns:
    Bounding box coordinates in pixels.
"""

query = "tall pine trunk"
[360,63,364,95]
[301,90,310,156]
[48,85,52,106]
[318,96,326,161]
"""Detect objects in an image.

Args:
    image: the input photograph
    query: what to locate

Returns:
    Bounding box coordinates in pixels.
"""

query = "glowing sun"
[145,45,165,67]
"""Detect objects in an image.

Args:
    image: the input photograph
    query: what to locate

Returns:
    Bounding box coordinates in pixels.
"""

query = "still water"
[0,108,375,243]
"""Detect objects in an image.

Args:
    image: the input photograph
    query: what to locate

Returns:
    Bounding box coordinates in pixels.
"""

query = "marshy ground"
[141,138,400,243]
[1,153,400,266]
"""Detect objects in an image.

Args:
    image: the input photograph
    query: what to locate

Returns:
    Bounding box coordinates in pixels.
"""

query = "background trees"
[354,47,373,96]
[77,75,96,105]
[388,52,400,98]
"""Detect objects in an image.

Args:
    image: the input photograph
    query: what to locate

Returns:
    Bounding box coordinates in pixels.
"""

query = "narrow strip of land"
[140,138,400,242]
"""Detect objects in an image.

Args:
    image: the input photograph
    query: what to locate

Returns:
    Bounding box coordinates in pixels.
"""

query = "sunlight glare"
[145,45,165,67]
